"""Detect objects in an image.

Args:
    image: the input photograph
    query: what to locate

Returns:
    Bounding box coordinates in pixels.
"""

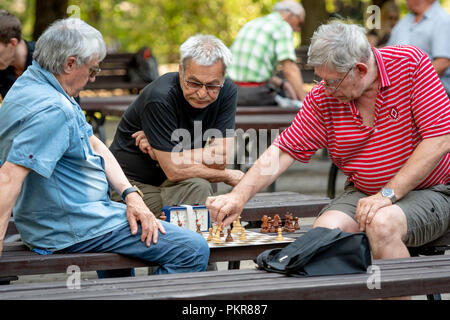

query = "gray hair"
[273,0,305,16]
[308,21,372,72]
[179,34,232,75]
[33,18,106,74]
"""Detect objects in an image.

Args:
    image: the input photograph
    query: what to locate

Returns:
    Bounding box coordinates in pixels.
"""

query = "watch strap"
[121,186,142,201]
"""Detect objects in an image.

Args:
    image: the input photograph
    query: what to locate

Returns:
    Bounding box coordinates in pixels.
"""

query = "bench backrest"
[84,53,149,92]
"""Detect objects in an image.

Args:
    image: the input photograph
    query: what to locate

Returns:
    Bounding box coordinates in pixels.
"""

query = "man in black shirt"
[0,10,35,99]
[110,34,244,216]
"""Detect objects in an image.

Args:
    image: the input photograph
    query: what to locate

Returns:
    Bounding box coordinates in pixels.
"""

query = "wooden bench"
[0,192,329,282]
[2,191,449,300]
[84,53,148,92]
[1,255,449,300]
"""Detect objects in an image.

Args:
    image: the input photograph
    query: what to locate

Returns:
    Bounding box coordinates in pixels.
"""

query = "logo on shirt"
[389,106,398,120]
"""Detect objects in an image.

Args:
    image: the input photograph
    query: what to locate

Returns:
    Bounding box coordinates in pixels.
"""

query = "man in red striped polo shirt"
[207,21,449,264]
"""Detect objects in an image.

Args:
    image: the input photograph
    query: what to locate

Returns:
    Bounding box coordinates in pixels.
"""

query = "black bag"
[256,227,372,277]
[126,47,159,83]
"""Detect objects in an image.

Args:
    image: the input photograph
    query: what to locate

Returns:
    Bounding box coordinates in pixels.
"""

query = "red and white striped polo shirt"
[273,45,450,194]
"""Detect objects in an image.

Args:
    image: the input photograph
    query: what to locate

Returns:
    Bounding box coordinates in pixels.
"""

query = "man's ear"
[355,62,369,77]
[8,38,18,48]
[63,56,77,74]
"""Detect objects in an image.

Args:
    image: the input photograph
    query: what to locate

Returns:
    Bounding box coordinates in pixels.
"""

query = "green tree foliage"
[66,0,281,64]
[2,0,449,64]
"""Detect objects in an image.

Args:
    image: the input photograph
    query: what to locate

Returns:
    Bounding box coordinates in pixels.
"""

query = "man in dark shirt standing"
[0,10,35,99]
[110,34,244,216]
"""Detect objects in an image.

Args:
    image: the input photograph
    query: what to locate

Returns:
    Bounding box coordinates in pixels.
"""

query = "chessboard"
[202,230,295,248]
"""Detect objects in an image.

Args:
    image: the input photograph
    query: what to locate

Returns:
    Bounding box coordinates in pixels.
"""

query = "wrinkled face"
[0,40,16,70]
[314,65,364,102]
[406,0,431,15]
[62,57,100,97]
[283,11,305,32]
[179,59,224,109]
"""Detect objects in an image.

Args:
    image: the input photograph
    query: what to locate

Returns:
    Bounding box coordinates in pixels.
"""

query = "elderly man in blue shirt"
[0,18,209,275]
[387,0,450,95]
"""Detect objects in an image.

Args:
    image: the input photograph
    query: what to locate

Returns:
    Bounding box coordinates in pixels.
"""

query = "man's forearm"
[164,161,228,183]
[385,134,450,200]
[186,137,233,168]
[432,58,450,76]
[282,60,307,101]
[89,135,132,195]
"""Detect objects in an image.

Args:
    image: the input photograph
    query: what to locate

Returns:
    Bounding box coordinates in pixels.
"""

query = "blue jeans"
[57,221,209,275]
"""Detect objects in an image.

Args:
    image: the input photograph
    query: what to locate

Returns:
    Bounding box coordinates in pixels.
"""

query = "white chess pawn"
[239,228,247,241]
[276,227,284,241]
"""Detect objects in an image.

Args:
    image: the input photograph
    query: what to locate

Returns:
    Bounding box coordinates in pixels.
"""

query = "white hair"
[33,18,106,74]
[179,34,232,75]
[273,0,305,16]
[308,21,372,72]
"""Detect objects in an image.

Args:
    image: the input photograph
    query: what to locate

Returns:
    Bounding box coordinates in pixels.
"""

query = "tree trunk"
[33,0,69,40]
[301,0,329,46]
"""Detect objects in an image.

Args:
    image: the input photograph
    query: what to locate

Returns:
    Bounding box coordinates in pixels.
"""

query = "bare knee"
[366,206,407,243]
[314,210,359,233]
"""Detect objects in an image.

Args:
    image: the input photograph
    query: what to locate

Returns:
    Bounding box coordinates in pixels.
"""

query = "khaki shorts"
[319,182,450,247]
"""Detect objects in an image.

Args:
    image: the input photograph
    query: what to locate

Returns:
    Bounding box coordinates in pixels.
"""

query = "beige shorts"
[319,182,450,247]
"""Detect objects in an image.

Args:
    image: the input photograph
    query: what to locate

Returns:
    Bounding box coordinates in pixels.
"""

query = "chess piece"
[294,217,300,230]
[207,227,213,241]
[273,216,279,229]
[261,215,269,233]
[274,214,281,227]
[212,223,218,235]
[220,223,224,237]
[225,229,233,242]
[290,215,296,232]
[213,225,222,244]
[236,216,242,232]
[276,227,284,241]
[178,220,183,227]
[268,217,276,233]
[239,227,247,241]
[196,223,202,234]
[231,221,239,234]
[159,211,167,221]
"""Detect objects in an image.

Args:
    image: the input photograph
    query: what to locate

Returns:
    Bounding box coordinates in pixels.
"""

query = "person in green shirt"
[228,0,306,106]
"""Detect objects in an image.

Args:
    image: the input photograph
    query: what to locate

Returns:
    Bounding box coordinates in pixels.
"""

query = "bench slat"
[1,256,449,300]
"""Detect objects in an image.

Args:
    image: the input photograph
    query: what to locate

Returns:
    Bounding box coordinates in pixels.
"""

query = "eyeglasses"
[313,67,353,92]
[89,65,101,78]
[184,79,223,93]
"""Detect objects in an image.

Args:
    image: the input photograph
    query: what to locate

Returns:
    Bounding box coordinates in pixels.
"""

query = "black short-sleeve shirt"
[109,72,237,186]
[0,40,35,99]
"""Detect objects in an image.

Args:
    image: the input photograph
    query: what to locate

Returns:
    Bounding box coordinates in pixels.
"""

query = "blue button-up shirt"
[0,61,128,251]
[387,1,450,93]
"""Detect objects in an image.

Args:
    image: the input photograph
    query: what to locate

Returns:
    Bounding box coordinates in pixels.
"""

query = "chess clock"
[161,205,210,232]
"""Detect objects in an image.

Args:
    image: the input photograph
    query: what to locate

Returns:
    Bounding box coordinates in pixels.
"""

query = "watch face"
[382,188,394,197]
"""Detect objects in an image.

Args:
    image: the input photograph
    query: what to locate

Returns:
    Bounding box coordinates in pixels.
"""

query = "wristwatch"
[381,188,397,204]
[121,185,143,201]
